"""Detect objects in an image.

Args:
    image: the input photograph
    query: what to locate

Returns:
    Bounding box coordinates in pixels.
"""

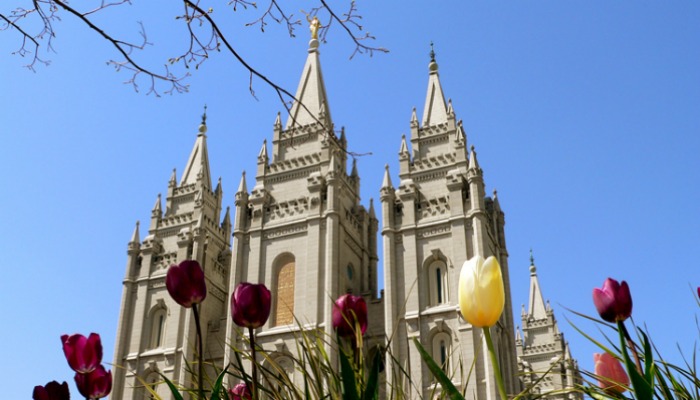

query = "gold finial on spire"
[309,16,320,40]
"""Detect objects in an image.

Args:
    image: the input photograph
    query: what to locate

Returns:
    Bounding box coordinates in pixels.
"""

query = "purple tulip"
[75,364,112,399]
[32,381,70,400]
[61,333,103,374]
[231,283,272,329]
[593,278,632,323]
[332,294,368,338]
[166,260,207,308]
[229,382,252,400]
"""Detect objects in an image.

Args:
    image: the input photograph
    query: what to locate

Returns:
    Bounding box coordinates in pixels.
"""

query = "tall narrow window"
[149,308,167,349]
[428,260,448,306]
[432,332,451,375]
[274,256,295,326]
[439,340,448,372]
[436,268,443,304]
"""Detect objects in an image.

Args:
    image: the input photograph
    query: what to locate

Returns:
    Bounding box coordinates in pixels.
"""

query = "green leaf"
[339,343,360,400]
[209,365,230,400]
[617,322,653,400]
[362,350,381,400]
[158,372,185,400]
[412,338,464,400]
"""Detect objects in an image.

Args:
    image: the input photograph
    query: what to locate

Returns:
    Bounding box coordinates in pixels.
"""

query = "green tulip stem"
[192,304,204,400]
[249,326,259,400]
[618,320,643,375]
[483,327,508,400]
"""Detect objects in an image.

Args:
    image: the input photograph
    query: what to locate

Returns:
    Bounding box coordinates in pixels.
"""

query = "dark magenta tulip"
[332,294,368,338]
[231,283,271,328]
[61,333,103,374]
[593,278,632,323]
[166,260,207,308]
[75,364,112,399]
[594,353,629,394]
[228,382,252,400]
[32,381,70,400]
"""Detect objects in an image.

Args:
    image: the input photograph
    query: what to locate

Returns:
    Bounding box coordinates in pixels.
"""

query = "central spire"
[422,43,449,127]
[285,23,332,129]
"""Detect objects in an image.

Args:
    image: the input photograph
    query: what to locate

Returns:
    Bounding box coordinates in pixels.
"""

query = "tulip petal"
[458,256,504,327]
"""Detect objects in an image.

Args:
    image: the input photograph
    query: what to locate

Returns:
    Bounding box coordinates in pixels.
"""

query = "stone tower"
[222,36,383,385]
[111,116,232,399]
[380,50,519,399]
[516,253,582,400]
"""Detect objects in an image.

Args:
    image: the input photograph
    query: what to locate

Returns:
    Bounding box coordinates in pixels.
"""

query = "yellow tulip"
[458,256,505,327]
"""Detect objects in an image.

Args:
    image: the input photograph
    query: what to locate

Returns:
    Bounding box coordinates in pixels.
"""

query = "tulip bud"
[32,381,70,400]
[229,382,252,400]
[166,260,207,308]
[61,333,103,374]
[594,353,629,394]
[458,256,505,328]
[75,364,112,399]
[332,294,368,338]
[592,278,632,323]
[231,283,272,329]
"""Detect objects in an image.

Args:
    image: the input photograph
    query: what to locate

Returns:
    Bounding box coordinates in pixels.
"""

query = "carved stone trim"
[417,224,451,238]
[263,223,308,240]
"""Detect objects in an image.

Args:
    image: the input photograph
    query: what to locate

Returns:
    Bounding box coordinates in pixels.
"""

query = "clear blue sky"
[2,2,699,398]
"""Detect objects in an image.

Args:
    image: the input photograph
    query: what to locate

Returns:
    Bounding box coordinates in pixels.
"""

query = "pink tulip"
[332,294,368,338]
[61,333,103,374]
[166,260,207,308]
[231,283,271,329]
[594,353,629,394]
[75,364,112,399]
[32,381,70,400]
[592,278,632,323]
[229,382,252,400]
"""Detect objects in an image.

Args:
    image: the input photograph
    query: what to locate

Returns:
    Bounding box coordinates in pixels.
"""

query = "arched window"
[149,307,167,349]
[345,263,356,293]
[273,255,295,326]
[431,332,452,373]
[143,372,160,399]
[428,260,449,306]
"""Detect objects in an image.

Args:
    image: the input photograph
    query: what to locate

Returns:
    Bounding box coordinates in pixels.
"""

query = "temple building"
[111,34,580,400]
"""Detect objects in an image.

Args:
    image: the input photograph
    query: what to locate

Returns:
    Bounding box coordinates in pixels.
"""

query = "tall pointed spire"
[381,164,393,189]
[285,30,332,129]
[527,250,548,319]
[422,42,449,127]
[237,171,248,194]
[180,107,212,188]
[129,221,140,244]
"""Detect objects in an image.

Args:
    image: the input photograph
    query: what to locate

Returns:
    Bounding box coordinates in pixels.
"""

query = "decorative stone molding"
[417,224,451,239]
[263,223,308,240]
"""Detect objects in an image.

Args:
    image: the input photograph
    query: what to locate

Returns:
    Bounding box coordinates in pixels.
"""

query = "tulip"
[332,293,368,338]
[75,364,112,399]
[592,278,632,323]
[594,352,629,394]
[229,382,252,400]
[166,260,207,308]
[231,282,272,329]
[32,381,70,400]
[458,256,505,327]
[61,333,103,374]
